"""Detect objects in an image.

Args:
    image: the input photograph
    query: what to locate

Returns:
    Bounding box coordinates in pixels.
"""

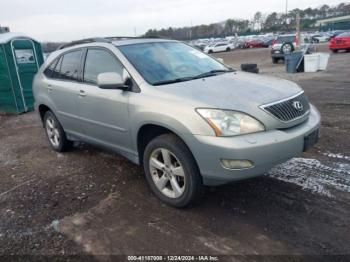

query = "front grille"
[261,92,310,122]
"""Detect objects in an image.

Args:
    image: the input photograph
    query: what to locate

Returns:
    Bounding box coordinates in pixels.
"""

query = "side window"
[83,49,123,85]
[52,56,63,79]
[59,50,83,82]
[44,58,58,78]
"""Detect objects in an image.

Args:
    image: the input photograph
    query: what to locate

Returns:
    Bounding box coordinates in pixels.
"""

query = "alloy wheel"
[149,148,186,199]
[46,117,60,148]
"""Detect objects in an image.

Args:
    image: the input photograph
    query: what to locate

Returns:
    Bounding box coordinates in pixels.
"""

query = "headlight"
[196,109,265,137]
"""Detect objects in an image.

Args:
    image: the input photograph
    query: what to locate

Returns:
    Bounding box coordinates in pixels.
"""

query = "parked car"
[329,30,347,40]
[271,34,311,64]
[244,39,265,48]
[311,33,330,43]
[328,32,350,53]
[34,38,320,207]
[204,42,233,53]
[261,37,275,48]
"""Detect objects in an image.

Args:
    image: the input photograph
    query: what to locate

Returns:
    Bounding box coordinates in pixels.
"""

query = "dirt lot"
[1,44,350,261]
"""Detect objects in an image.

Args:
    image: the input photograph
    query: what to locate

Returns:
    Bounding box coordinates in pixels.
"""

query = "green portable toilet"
[0,33,44,113]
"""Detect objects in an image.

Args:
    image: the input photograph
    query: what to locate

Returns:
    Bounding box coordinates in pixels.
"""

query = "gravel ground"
[0,44,349,261]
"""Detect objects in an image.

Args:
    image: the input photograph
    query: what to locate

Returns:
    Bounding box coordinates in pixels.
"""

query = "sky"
[0,0,347,42]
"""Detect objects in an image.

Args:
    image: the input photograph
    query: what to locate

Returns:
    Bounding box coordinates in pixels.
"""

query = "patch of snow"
[322,151,350,161]
[269,158,350,198]
[50,219,60,232]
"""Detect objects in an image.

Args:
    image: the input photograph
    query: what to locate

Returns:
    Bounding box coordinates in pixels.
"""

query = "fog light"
[220,159,254,170]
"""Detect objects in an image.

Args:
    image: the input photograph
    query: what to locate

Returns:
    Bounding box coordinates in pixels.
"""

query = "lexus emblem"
[292,101,304,111]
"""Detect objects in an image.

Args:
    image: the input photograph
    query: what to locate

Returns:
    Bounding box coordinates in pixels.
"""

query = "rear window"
[276,36,295,43]
[44,58,58,78]
[59,50,83,81]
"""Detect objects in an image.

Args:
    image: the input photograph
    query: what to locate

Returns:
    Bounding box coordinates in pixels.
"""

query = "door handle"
[47,84,53,91]
[79,90,87,97]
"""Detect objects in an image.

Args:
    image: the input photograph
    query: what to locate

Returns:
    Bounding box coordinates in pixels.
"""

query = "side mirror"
[97,72,130,91]
[216,58,224,63]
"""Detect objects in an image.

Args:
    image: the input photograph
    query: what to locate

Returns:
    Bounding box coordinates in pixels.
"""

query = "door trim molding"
[58,110,127,133]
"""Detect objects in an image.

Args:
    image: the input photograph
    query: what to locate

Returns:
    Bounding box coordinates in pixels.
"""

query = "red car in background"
[329,32,350,53]
[244,39,265,48]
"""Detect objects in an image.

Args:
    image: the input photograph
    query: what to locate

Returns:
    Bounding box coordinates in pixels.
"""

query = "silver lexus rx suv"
[33,37,321,207]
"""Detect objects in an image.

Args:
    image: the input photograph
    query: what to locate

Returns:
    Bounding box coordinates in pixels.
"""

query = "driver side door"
[77,48,132,154]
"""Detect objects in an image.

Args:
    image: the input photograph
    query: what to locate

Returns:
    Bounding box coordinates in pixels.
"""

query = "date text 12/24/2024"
[127,256,219,261]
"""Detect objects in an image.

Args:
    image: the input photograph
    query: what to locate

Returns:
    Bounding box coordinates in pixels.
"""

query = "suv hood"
[154,71,304,129]
[157,71,302,108]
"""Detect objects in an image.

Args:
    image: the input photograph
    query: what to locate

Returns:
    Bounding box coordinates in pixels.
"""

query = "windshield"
[337,32,350,38]
[118,42,230,85]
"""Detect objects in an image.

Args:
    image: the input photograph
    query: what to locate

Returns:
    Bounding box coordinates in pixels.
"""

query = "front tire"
[44,111,72,152]
[143,134,203,208]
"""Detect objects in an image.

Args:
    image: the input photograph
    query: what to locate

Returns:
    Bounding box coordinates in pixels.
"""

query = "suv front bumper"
[184,105,321,186]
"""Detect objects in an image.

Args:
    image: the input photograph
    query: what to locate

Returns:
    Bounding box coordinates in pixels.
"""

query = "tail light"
[272,39,276,46]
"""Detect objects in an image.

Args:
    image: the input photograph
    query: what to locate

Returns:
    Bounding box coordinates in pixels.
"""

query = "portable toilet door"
[0,43,18,112]
[0,33,44,113]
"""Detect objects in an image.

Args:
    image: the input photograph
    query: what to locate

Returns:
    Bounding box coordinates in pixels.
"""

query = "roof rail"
[57,36,162,50]
[105,36,139,41]
[57,37,111,50]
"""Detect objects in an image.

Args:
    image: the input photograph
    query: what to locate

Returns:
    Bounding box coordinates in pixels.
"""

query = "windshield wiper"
[152,69,234,86]
[193,69,234,79]
[153,76,196,86]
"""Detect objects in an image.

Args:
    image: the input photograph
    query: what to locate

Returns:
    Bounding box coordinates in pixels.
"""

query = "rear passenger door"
[77,48,132,154]
[44,49,84,134]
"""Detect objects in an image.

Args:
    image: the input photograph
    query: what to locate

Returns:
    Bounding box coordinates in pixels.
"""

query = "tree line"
[144,3,350,40]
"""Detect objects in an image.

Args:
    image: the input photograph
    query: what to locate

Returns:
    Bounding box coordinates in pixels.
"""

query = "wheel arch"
[38,104,53,126]
[136,123,193,166]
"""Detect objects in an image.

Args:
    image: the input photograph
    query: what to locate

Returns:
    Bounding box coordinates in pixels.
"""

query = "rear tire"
[143,134,204,208]
[208,50,213,54]
[226,47,231,52]
[332,49,338,53]
[272,57,279,64]
[44,111,72,152]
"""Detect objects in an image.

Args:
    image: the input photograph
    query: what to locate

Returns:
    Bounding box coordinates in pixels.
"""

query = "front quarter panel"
[128,90,216,152]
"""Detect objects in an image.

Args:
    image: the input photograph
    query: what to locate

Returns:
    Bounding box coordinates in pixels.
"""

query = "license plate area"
[304,129,320,152]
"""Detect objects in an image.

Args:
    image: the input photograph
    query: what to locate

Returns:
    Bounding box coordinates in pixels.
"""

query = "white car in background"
[311,34,330,43]
[204,42,234,53]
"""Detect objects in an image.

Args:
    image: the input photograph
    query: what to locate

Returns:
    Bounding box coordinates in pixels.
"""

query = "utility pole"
[285,0,289,31]
[296,12,301,49]
[190,20,193,40]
